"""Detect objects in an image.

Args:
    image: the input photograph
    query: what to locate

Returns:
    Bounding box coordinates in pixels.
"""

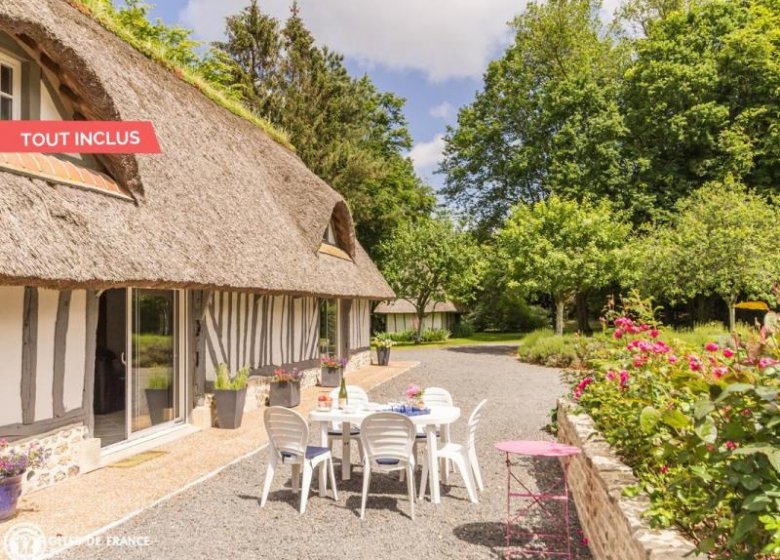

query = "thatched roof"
[0,0,393,300]
[374,300,460,314]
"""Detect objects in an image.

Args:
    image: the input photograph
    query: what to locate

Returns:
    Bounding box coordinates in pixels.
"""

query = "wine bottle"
[338,376,348,409]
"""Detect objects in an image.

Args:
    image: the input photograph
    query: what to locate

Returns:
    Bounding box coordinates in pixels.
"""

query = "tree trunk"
[415,309,425,343]
[575,291,592,335]
[555,300,565,336]
[728,300,736,333]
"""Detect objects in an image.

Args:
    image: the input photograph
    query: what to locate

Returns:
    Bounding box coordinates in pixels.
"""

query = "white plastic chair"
[421,387,454,478]
[359,412,417,520]
[261,406,338,514]
[419,399,487,503]
[327,385,369,457]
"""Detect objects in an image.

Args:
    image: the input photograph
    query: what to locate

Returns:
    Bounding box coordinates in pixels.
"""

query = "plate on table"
[342,404,361,413]
[365,402,384,411]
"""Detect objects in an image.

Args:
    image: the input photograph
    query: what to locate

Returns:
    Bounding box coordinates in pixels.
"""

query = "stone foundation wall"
[556,399,703,560]
[346,350,371,373]
[11,424,88,493]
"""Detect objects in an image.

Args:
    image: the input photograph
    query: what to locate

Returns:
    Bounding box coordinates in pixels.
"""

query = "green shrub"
[420,328,451,343]
[214,364,249,391]
[451,320,475,338]
[517,328,581,367]
[386,329,416,342]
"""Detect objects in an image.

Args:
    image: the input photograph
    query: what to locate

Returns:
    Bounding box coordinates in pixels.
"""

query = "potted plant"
[213,364,249,429]
[269,367,303,408]
[1,439,44,521]
[372,333,395,366]
[145,367,171,426]
[320,355,347,387]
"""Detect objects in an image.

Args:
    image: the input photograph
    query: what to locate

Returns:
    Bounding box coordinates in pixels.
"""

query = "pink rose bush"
[567,297,780,558]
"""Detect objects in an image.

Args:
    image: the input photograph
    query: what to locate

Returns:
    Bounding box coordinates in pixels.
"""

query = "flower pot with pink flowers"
[320,355,347,387]
[270,367,303,408]
[404,384,426,409]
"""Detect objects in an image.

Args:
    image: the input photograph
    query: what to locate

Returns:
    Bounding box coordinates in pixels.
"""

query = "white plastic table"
[309,405,461,505]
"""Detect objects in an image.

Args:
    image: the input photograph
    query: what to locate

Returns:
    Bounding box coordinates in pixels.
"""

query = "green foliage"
[569,302,780,558]
[131,334,172,368]
[379,216,483,341]
[370,333,395,349]
[450,320,475,338]
[384,328,451,344]
[73,0,291,148]
[212,1,434,256]
[498,195,633,335]
[622,0,780,216]
[146,367,171,390]
[440,0,635,235]
[635,180,779,330]
[214,364,249,391]
[517,328,582,367]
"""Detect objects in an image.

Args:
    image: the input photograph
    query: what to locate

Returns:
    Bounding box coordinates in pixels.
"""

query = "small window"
[0,52,21,121]
[322,221,338,246]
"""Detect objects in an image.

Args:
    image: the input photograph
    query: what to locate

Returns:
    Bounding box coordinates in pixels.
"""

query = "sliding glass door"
[129,289,181,434]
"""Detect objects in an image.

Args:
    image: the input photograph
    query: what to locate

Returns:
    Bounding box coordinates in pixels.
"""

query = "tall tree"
[378,217,482,342]
[498,196,632,335]
[213,1,434,256]
[440,0,635,237]
[637,179,779,331]
[622,0,780,220]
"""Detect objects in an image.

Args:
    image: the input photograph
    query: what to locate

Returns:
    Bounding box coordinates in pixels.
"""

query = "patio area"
[53,346,592,560]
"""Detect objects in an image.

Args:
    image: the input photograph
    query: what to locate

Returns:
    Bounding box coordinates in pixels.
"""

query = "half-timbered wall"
[0,286,94,437]
[385,312,457,334]
[203,292,320,379]
[350,299,370,351]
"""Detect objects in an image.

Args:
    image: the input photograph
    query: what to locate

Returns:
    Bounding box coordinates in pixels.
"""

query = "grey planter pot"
[145,388,170,426]
[270,382,301,408]
[213,388,247,429]
[376,347,391,366]
[320,366,342,387]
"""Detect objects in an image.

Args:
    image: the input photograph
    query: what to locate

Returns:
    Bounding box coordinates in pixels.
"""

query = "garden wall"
[556,399,703,560]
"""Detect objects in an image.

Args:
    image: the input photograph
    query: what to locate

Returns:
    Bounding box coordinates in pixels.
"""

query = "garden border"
[556,398,704,560]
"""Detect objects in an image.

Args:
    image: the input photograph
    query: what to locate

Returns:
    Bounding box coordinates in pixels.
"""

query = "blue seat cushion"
[416,431,440,439]
[327,427,361,436]
[281,446,330,460]
[376,457,400,466]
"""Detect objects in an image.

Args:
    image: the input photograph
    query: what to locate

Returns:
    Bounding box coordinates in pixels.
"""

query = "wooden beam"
[20,287,38,425]
[0,408,85,441]
[52,290,71,418]
[81,290,99,436]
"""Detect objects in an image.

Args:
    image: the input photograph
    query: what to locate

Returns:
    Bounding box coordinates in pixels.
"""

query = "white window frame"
[0,49,22,121]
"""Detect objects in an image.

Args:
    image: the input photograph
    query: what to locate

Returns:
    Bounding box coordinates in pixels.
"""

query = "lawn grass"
[389,331,525,350]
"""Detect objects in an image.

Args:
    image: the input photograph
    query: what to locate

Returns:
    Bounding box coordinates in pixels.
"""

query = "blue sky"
[143,0,529,190]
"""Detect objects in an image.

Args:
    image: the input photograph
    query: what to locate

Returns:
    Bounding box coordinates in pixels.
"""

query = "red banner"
[0,121,161,154]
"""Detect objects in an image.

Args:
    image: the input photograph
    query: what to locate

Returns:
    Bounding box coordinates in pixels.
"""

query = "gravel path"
[58,346,591,560]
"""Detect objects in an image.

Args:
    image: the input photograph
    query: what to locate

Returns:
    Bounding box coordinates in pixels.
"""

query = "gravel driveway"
[58,346,591,560]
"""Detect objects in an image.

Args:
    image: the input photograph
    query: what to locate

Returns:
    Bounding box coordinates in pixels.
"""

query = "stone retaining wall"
[10,424,89,493]
[556,399,703,560]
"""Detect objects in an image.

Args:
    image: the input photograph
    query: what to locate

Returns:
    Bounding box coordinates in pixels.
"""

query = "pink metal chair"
[494,440,581,559]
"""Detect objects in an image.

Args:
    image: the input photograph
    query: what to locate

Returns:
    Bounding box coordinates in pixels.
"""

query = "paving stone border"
[557,398,704,560]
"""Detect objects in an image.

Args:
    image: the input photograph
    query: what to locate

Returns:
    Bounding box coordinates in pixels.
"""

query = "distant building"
[374,300,460,333]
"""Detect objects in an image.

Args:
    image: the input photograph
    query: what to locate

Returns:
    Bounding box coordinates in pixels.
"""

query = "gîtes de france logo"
[3,523,47,560]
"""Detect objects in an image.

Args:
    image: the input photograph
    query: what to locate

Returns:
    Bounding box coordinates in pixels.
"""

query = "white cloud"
[179,0,524,82]
[408,133,446,176]
[430,101,454,120]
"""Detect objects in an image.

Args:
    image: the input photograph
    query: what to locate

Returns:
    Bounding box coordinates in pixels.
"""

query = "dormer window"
[0,51,21,120]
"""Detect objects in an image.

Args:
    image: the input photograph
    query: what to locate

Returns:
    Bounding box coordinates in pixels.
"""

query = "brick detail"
[556,399,703,560]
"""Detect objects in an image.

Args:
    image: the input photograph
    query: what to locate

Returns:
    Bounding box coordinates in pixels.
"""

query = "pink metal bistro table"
[494,440,581,560]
